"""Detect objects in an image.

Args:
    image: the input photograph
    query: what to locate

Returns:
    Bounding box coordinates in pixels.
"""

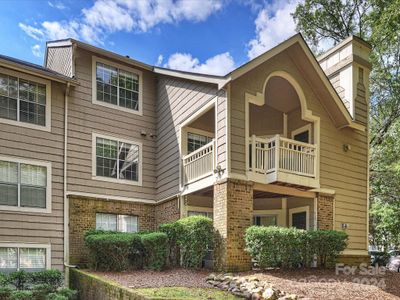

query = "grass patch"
[134,287,241,299]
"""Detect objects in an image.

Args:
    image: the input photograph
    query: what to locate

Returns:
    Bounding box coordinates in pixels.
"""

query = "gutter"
[63,82,71,285]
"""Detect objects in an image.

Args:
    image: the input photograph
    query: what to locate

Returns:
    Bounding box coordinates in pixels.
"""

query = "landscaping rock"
[262,287,278,300]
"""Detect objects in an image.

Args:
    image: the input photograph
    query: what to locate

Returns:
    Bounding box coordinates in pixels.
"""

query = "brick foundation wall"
[317,194,334,230]
[69,196,155,266]
[154,197,180,228]
[213,179,253,272]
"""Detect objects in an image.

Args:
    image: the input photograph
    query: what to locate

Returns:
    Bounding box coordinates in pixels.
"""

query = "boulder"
[262,288,278,300]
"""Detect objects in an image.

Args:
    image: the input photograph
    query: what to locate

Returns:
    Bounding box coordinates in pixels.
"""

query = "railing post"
[313,145,317,178]
[213,139,216,172]
[251,134,256,174]
[274,135,280,171]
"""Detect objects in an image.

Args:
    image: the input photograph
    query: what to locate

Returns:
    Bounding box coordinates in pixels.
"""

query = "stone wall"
[69,196,155,266]
[154,197,180,228]
[213,179,253,272]
[317,194,334,230]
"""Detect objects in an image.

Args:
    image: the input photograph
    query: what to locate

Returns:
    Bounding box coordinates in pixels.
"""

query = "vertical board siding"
[46,47,73,78]
[156,76,218,200]
[229,50,368,251]
[67,48,157,201]
[0,79,66,270]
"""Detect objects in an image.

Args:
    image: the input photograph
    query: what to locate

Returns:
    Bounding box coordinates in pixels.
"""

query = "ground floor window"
[253,215,277,226]
[0,244,49,272]
[187,210,213,219]
[96,213,138,232]
[289,206,309,230]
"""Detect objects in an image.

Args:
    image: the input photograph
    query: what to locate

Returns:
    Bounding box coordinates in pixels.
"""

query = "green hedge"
[141,232,168,270]
[159,222,181,267]
[175,216,214,268]
[245,226,348,269]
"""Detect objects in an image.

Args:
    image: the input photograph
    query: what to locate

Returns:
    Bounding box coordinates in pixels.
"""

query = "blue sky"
[0,0,301,75]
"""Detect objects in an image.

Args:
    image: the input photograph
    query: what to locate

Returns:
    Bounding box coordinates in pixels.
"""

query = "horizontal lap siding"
[229,50,368,252]
[217,90,227,171]
[67,49,157,201]
[156,76,218,200]
[0,80,66,270]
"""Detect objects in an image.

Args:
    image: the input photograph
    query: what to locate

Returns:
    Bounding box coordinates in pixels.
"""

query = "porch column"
[213,179,253,271]
[317,194,334,230]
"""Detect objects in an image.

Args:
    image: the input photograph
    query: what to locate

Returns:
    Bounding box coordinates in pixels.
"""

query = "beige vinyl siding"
[156,76,218,200]
[46,46,73,78]
[229,49,368,251]
[0,79,66,270]
[66,48,157,201]
[216,89,227,171]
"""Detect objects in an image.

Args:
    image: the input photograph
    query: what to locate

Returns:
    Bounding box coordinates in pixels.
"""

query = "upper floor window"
[0,69,50,131]
[92,133,142,186]
[187,132,213,153]
[92,57,142,115]
[0,157,51,213]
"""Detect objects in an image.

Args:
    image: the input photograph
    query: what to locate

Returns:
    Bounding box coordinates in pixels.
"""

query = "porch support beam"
[253,183,316,199]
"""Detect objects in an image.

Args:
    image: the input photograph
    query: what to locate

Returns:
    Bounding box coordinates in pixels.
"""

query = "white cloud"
[20,0,223,44]
[247,0,301,59]
[48,1,66,10]
[31,44,42,57]
[156,54,163,66]
[164,52,235,76]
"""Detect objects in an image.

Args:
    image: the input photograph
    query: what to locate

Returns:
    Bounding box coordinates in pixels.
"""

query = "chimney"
[318,36,372,125]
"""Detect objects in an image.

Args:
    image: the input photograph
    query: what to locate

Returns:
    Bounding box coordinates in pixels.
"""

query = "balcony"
[248,135,318,188]
[182,140,215,185]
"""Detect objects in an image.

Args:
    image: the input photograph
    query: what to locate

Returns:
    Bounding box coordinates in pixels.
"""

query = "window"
[289,206,310,230]
[253,215,277,226]
[187,133,213,153]
[93,57,142,114]
[0,244,49,272]
[96,213,138,232]
[188,210,213,219]
[291,124,311,144]
[0,70,49,129]
[94,134,141,185]
[0,157,50,212]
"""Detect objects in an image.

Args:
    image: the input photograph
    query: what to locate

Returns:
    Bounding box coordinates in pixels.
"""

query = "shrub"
[10,290,33,300]
[53,288,78,300]
[46,294,68,300]
[245,227,348,269]
[159,222,181,267]
[30,270,63,289]
[0,287,12,300]
[141,232,168,270]
[85,232,137,271]
[245,226,306,268]
[175,216,214,268]
[7,271,29,290]
[308,230,348,267]
[32,284,55,300]
[129,234,145,270]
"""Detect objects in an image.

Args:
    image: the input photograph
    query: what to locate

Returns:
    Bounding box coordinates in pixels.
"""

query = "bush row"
[245,226,348,269]
[85,230,168,271]
[84,216,214,271]
[0,270,77,300]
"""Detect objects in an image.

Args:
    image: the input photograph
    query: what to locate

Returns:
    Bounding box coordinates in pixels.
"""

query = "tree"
[293,0,400,248]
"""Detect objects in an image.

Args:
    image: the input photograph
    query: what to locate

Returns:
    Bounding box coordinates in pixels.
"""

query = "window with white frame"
[95,61,140,112]
[187,133,213,153]
[0,246,47,272]
[96,213,138,232]
[188,210,213,219]
[253,215,277,226]
[0,72,47,126]
[0,159,48,209]
[95,136,140,183]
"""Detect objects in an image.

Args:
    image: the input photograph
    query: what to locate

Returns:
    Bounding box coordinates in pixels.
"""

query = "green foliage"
[159,222,181,266]
[30,270,63,288]
[46,294,68,300]
[31,284,55,300]
[7,271,29,290]
[53,288,78,300]
[10,290,33,300]
[141,232,168,270]
[0,287,12,300]
[175,216,214,268]
[308,230,348,267]
[245,226,348,269]
[85,232,137,271]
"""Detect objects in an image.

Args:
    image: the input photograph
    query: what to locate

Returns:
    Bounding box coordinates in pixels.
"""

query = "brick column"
[317,194,334,230]
[213,179,253,272]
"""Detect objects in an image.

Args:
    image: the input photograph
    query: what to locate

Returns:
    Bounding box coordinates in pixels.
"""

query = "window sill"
[0,205,51,214]
[0,118,50,132]
[92,99,143,116]
[92,175,142,186]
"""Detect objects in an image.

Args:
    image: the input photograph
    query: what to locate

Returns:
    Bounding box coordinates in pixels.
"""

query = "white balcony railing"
[249,134,317,179]
[182,140,215,185]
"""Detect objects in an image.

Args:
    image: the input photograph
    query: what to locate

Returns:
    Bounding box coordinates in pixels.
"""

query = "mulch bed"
[90,268,400,299]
